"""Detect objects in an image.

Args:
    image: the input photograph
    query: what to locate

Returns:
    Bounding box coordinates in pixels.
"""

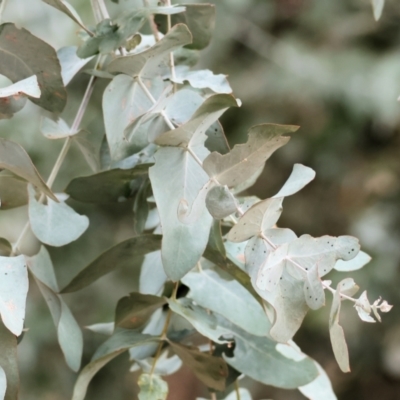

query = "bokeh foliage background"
[1,0,400,399]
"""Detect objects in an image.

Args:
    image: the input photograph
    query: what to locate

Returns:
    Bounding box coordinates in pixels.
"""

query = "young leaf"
[65,164,150,203]
[228,198,283,243]
[181,266,270,336]
[334,250,371,272]
[57,46,94,86]
[219,317,318,389]
[0,321,18,400]
[329,280,350,373]
[28,246,83,372]
[61,234,162,292]
[169,66,232,94]
[108,24,192,78]
[0,23,67,113]
[0,76,40,99]
[149,147,212,281]
[168,298,230,344]
[0,138,56,201]
[42,0,91,33]
[0,174,28,209]
[138,373,168,400]
[169,341,228,391]
[28,185,89,247]
[272,163,315,198]
[0,255,28,336]
[205,185,238,219]
[72,331,158,400]
[203,124,295,188]
[354,291,375,323]
[115,292,166,329]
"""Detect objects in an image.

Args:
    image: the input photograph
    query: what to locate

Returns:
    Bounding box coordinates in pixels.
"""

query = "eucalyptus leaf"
[108,24,192,78]
[334,251,371,272]
[72,331,158,400]
[203,241,261,304]
[205,121,230,155]
[0,321,18,400]
[131,351,182,376]
[168,297,230,344]
[0,174,28,209]
[86,322,114,336]
[371,0,385,21]
[73,133,100,172]
[149,147,212,281]
[197,388,252,400]
[228,197,283,243]
[275,341,337,399]
[299,361,337,400]
[252,268,309,343]
[41,117,76,139]
[168,4,216,50]
[0,255,28,336]
[329,280,350,373]
[42,0,90,33]
[272,163,315,198]
[139,250,168,296]
[57,46,94,86]
[0,94,26,119]
[303,263,325,310]
[181,266,270,336]
[0,138,56,201]
[138,373,168,400]
[220,317,318,389]
[61,234,162,292]
[77,11,148,58]
[28,246,83,371]
[205,185,238,219]
[28,185,89,247]
[169,341,228,391]
[0,76,40,98]
[102,74,162,160]
[170,66,232,94]
[65,164,150,203]
[0,23,67,112]
[203,124,295,188]
[0,366,5,400]
[115,292,166,329]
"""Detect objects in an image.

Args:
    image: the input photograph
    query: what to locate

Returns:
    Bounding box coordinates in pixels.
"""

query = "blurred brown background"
[1,0,400,399]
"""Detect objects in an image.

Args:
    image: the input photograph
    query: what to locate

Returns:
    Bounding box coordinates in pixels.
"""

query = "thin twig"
[90,0,109,23]
[11,57,102,256]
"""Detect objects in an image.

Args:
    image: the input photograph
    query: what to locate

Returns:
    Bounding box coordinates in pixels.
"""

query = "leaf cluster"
[0,1,392,400]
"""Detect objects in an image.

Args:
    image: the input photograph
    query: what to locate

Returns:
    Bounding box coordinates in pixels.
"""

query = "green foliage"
[0,1,392,399]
